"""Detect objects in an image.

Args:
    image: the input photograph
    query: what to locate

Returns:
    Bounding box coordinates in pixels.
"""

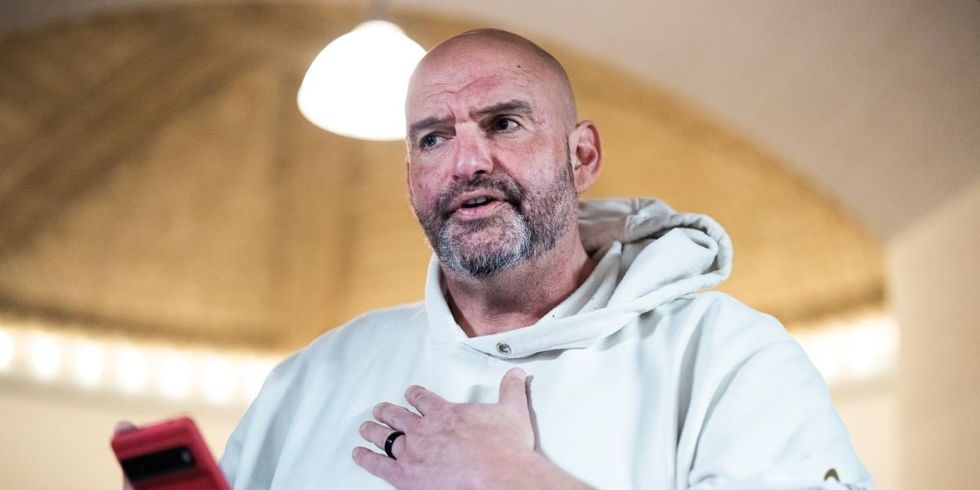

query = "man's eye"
[419,134,442,149]
[490,117,519,132]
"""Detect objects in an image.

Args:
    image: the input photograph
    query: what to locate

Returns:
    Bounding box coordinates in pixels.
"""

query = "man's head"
[405,29,601,278]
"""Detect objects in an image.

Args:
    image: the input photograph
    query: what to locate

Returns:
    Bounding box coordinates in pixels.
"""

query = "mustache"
[435,174,525,219]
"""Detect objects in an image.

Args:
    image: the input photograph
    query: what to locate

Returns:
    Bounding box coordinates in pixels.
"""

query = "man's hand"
[353,368,587,489]
[113,421,137,490]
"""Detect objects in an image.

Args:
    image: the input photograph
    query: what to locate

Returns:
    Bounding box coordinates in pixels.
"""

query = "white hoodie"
[220,199,875,489]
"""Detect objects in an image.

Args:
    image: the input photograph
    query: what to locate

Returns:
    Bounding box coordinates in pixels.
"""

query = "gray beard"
[416,152,577,278]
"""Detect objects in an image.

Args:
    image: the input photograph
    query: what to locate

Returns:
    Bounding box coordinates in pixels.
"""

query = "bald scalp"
[412,29,578,128]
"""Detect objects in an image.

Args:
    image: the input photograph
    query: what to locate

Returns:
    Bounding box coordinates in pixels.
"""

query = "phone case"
[111,416,230,490]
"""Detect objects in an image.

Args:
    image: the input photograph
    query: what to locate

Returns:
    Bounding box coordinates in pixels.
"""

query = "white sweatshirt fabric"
[219,199,875,490]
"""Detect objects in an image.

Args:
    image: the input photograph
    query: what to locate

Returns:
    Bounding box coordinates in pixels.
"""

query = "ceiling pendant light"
[297,4,426,141]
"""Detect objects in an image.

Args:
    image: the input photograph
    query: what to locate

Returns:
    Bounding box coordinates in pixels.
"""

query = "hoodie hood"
[424,198,733,358]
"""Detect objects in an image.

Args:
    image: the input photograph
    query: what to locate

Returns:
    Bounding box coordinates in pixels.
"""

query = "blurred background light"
[115,345,149,394]
[30,333,62,380]
[201,355,235,403]
[73,341,104,387]
[297,19,425,140]
[795,312,899,387]
[157,350,193,399]
[19,331,286,405]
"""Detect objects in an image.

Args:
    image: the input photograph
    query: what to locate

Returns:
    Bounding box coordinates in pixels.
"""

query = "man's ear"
[568,121,602,193]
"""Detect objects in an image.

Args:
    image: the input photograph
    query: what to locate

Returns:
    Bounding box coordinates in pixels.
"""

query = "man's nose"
[452,127,493,181]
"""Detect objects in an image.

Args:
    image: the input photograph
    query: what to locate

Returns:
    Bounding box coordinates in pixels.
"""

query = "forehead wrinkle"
[419,66,533,98]
[411,70,538,122]
[420,65,535,99]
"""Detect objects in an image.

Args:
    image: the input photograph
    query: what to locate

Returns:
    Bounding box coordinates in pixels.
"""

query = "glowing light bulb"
[297,20,426,140]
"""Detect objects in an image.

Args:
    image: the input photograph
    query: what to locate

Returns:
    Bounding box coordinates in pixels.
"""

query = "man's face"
[405,42,578,277]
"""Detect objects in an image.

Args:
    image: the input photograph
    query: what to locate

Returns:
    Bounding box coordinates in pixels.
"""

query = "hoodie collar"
[425,198,733,359]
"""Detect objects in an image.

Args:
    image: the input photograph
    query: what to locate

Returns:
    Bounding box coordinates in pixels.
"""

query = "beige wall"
[832,382,899,490]
[890,177,980,489]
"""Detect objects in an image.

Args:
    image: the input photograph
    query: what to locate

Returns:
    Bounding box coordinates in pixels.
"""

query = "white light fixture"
[297,14,426,141]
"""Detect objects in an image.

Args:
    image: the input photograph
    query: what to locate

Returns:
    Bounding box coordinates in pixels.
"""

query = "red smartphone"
[111,416,230,490]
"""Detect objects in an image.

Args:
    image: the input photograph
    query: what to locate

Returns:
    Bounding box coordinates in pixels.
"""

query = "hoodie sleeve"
[218,350,305,489]
[683,317,875,490]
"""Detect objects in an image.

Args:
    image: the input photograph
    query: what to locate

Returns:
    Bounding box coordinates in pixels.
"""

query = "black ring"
[384,431,405,460]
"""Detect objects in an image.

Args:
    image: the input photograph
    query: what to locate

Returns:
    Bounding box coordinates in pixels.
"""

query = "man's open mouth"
[436,178,524,219]
[460,196,496,209]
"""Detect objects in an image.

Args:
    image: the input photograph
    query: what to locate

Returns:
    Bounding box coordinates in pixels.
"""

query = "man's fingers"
[352,447,399,482]
[359,421,407,457]
[114,420,138,435]
[497,368,529,411]
[373,402,420,431]
[404,385,447,416]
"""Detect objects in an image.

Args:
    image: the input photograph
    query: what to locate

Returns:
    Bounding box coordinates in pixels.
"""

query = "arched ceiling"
[0,3,885,350]
[2,0,978,241]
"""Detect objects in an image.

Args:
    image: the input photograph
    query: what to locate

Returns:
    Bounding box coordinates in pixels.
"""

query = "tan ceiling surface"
[0,4,882,350]
[3,0,978,241]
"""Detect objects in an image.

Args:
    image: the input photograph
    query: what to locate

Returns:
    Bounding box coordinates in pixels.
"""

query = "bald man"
[218,30,875,489]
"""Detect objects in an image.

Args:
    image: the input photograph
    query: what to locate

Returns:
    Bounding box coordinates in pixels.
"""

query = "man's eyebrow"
[470,99,533,119]
[408,115,450,142]
[407,99,534,142]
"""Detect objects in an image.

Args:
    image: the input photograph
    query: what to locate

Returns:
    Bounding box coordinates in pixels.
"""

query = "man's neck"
[442,232,595,337]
